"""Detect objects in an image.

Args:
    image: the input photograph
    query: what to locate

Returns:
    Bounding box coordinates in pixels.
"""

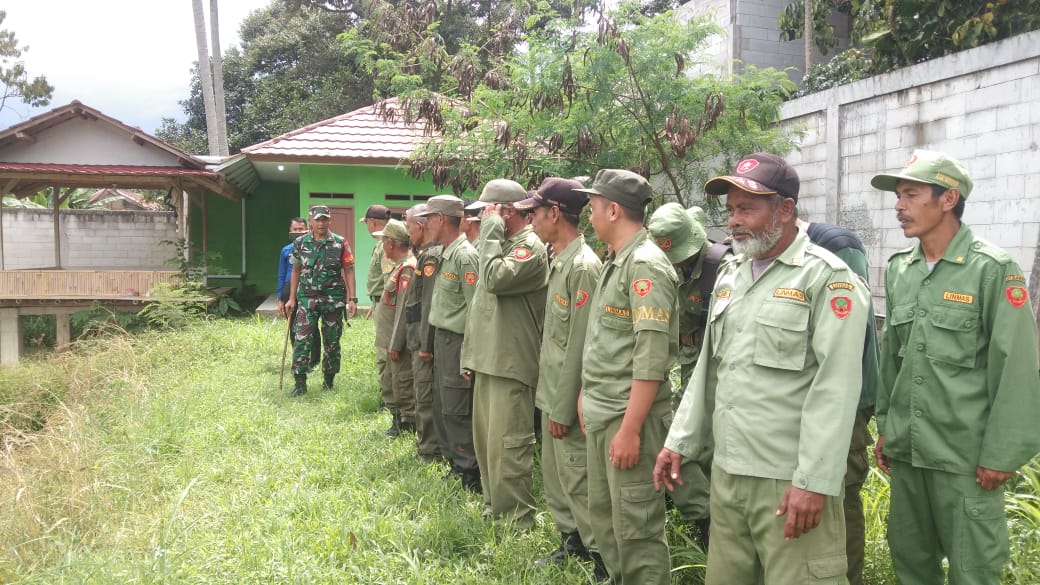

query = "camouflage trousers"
[291,298,344,376]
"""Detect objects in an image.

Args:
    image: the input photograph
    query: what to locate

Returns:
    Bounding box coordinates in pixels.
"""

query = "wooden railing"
[0,270,182,299]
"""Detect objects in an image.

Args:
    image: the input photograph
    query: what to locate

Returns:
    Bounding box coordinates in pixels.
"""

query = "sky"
[0,0,268,135]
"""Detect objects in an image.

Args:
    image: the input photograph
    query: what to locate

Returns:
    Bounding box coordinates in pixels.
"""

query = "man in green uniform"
[398,204,444,460]
[361,204,395,406]
[286,205,359,396]
[376,219,417,437]
[515,178,604,572]
[654,153,868,585]
[576,169,678,585]
[871,150,1040,585]
[417,195,482,491]
[647,202,714,548]
[461,179,549,529]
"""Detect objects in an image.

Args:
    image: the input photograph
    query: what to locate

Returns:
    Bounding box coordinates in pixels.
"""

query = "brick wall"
[1,209,177,270]
[779,30,1040,312]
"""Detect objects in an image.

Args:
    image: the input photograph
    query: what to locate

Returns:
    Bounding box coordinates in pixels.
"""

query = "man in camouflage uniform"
[462,179,549,529]
[377,219,417,437]
[361,204,395,406]
[396,204,444,460]
[417,195,482,491]
[286,205,359,396]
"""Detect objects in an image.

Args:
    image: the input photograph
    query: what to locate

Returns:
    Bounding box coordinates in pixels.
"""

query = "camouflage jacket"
[290,232,355,303]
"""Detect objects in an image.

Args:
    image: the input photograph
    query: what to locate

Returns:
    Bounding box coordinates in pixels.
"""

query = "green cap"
[575,169,652,211]
[648,202,708,264]
[687,206,707,228]
[416,195,464,217]
[871,149,973,198]
[466,179,528,209]
[373,219,410,243]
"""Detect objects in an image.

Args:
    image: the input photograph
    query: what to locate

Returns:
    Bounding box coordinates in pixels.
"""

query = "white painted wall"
[1,209,177,270]
[779,30,1040,311]
[0,117,178,166]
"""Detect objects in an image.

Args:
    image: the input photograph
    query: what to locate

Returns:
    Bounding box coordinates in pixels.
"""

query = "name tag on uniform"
[443,271,459,281]
[773,288,806,302]
[943,291,974,304]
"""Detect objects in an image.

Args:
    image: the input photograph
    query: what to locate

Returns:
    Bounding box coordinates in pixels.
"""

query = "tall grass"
[1,318,1037,583]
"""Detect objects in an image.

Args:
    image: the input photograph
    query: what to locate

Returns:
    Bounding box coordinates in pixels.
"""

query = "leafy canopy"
[0,10,54,114]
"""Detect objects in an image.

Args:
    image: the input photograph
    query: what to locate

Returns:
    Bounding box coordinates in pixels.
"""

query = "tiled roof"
[0,162,220,177]
[242,98,433,163]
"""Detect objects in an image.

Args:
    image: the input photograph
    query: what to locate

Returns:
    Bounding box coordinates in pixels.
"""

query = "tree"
[210,0,230,156]
[399,4,797,205]
[191,0,228,156]
[0,10,54,114]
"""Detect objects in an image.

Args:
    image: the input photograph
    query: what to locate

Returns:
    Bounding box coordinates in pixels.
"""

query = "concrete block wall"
[1,209,177,270]
[780,30,1040,311]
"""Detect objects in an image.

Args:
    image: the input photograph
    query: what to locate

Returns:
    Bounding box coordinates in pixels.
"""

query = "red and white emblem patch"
[513,247,532,261]
[831,296,852,319]
[465,271,477,285]
[1006,286,1028,308]
[574,289,590,307]
[423,264,435,277]
[736,159,759,174]
[655,237,672,251]
[633,278,652,297]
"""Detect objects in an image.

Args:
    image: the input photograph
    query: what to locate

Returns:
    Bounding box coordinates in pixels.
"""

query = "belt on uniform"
[370,295,379,303]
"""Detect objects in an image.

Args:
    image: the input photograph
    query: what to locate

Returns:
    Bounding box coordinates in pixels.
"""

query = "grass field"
[1,316,1037,583]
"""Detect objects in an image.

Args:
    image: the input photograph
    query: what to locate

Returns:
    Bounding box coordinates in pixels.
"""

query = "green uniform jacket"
[665,233,869,496]
[461,217,549,388]
[877,224,1040,475]
[392,242,443,354]
[536,235,603,427]
[375,254,416,349]
[428,234,479,335]
[676,245,710,367]
[290,231,355,304]
[366,244,394,300]
[581,229,679,433]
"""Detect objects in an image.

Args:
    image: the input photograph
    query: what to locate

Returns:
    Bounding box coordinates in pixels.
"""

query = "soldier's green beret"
[871,149,974,198]
[575,169,652,212]
[648,202,708,264]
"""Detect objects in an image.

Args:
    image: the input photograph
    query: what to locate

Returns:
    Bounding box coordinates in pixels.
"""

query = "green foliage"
[398,6,796,206]
[798,48,871,95]
[0,10,53,113]
[779,0,1040,82]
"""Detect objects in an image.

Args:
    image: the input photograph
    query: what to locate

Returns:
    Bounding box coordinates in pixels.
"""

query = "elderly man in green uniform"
[361,204,395,406]
[647,202,714,549]
[576,169,678,585]
[377,219,417,437]
[397,204,444,460]
[654,153,868,585]
[514,178,605,574]
[871,150,1040,585]
[461,179,549,529]
[286,205,359,396]
[417,195,482,491]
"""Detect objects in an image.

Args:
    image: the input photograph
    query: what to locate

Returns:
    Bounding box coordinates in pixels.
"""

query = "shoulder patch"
[633,278,653,297]
[513,247,533,261]
[574,289,590,307]
[423,264,436,277]
[830,296,852,319]
[827,281,855,291]
[655,236,672,251]
[1006,286,1029,308]
[464,271,478,285]
[1005,274,1025,283]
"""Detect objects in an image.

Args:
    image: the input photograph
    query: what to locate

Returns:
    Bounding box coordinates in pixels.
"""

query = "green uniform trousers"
[291,302,343,376]
[412,351,440,458]
[888,460,1008,585]
[389,348,415,424]
[844,408,873,585]
[377,346,391,408]
[540,411,595,549]
[472,373,537,529]
[586,407,670,585]
[431,327,477,474]
[706,465,847,585]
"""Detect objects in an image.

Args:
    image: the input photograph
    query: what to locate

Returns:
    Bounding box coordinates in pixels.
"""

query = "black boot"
[322,373,335,391]
[386,411,402,437]
[589,551,610,582]
[290,373,307,397]
[695,517,711,552]
[535,532,589,566]
[398,419,416,434]
[460,469,482,494]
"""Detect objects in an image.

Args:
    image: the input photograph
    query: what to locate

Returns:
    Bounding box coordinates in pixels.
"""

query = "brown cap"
[705,153,800,201]
[575,169,653,211]
[359,204,391,222]
[416,195,464,217]
[514,177,589,214]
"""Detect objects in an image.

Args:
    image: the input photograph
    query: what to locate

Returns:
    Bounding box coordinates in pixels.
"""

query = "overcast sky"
[0,0,267,135]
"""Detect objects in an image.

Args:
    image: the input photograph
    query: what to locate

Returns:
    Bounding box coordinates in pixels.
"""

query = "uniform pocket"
[620,482,665,540]
[548,300,571,347]
[807,554,847,583]
[960,494,1010,572]
[441,385,473,417]
[753,302,810,371]
[502,432,536,479]
[926,306,979,368]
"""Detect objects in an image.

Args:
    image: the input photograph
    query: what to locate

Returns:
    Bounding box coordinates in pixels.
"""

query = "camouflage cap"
[373,218,410,243]
[648,202,708,264]
[309,205,331,219]
[871,149,974,198]
[575,169,652,211]
[466,179,528,210]
[416,195,464,217]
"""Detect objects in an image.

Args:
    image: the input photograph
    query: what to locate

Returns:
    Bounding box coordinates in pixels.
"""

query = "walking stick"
[279,309,293,391]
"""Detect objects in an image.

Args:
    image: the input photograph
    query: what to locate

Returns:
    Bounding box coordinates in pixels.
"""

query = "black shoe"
[385,412,402,437]
[289,374,307,397]
[695,517,711,552]
[589,551,609,582]
[322,374,335,391]
[460,470,482,494]
[535,532,589,567]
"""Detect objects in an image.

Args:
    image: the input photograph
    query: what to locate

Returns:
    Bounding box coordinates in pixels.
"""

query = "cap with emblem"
[373,219,410,243]
[359,204,391,222]
[870,149,973,199]
[648,202,708,264]
[416,195,464,217]
[465,179,528,210]
[514,177,589,214]
[309,205,331,219]
[575,169,653,211]
[705,152,800,201]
